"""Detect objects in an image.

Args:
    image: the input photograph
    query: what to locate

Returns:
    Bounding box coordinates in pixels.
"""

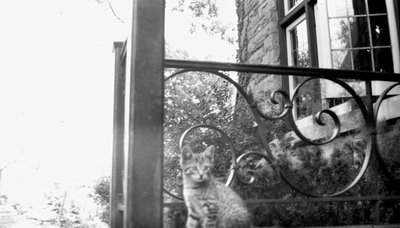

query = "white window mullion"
[385,0,400,73]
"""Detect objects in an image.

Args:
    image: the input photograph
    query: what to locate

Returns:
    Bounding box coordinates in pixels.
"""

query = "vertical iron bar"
[365,79,380,225]
[125,0,165,227]
[277,0,290,93]
[111,42,126,228]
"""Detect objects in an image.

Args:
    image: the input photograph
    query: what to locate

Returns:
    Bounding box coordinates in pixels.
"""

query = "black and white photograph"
[0,0,399,227]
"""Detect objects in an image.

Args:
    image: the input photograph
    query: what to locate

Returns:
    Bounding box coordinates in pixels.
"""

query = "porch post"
[111,42,125,228]
[125,0,164,227]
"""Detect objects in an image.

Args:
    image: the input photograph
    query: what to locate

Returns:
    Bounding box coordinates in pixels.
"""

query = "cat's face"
[181,146,215,184]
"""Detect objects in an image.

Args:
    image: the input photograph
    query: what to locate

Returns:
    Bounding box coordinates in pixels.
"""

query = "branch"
[96,0,124,23]
[105,0,124,23]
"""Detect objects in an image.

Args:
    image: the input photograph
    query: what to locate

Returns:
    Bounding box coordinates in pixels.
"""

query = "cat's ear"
[204,145,215,162]
[181,146,193,162]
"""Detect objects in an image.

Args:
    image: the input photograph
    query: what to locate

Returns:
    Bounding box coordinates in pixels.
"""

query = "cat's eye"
[203,166,211,172]
[184,166,197,174]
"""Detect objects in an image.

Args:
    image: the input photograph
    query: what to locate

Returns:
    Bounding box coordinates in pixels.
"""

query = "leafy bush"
[93,176,110,224]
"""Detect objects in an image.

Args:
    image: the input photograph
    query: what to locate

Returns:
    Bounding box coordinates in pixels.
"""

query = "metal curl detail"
[288,77,369,146]
[284,76,373,196]
[166,69,255,108]
[373,82,400,125]
[255,89,291,120]
[373,82,400,182]
[163,123,239,200]
[163,69,254,200]
[164,69,375,198]
[163,188,184,201]
[235,151,319,197]
[179,124,237,187]
[313,109,341,144]
[167,69,293,121]
[232,153,259,185]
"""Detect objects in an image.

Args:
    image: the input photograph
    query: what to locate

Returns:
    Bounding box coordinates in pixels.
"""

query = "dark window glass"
[370,15,391,46]
[330,18,351,49]
[347,0,367,15]
[374,48,394,72]
[291,29,298,51]
[328,0,348,17]
[332,50,352,69]
[290,20,310,67]
[367,0,387,14]
[350,17,370,48]
[289,0,302,9]
[353,49,372,71]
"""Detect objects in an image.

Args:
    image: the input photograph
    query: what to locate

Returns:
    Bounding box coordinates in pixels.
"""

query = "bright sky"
[0,0,237,202]
[0,0,129,198]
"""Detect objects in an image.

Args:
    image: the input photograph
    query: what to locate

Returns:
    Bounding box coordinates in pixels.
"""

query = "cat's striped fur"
[181,145,252,228]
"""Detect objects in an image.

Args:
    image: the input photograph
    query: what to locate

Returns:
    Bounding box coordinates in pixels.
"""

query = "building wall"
[236,0,283,116]
[236,0,280,65]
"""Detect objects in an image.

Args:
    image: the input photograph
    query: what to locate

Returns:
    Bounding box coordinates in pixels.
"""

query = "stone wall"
[236,0,284,120]
[236,0,280,65]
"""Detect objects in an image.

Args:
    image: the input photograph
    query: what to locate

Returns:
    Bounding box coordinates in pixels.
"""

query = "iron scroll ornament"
[163,69,374,199]
[373,82,400,184]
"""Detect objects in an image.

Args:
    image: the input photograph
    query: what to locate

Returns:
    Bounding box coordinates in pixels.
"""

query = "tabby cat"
[181,145,252,228]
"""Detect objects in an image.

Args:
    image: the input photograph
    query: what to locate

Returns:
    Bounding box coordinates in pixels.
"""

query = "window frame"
[286,14,309,119]
[315,0,400,97]
[317,0,397,72]
[278,0,400,100]
[286,14,308,67]
[279,0,399,71]
[284,0,305,15]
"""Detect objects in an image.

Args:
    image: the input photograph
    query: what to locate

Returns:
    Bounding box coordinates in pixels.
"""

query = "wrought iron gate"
[111,1,400,227]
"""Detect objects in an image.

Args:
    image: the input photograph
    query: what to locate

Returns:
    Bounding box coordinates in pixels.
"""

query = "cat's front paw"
[202,201,218,217]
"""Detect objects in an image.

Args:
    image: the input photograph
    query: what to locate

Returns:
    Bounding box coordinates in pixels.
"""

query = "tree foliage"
[167,0,237,44]
[93,176,110,224]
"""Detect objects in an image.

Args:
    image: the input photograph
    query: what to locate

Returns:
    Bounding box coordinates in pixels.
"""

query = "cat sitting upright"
[181,145,252,228]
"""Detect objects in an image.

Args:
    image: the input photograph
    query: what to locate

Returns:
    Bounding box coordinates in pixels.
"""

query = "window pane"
[290,29,298,51]
[353,49,372,71]
[332,50,352,69]
[330,18,351,49]
[370,15,391,46]
[350,17,369,48]
[295,49,310,67]
[289,0,302,9]
[347,0,367,15]
[297,21,308,50]
[367,0,387,14]
[290,20,309,67]
[374,48,394,72]
[328,0,348,17]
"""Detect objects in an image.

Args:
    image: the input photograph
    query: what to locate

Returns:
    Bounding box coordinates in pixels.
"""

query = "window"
[287,16,319,119]
[316,0,399,73]
[281,0,399,115]
[284,0,304,13]
[326,0,394,72]
[289,0,303,10]
[315,0,400,103]
[289,18,310,67]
